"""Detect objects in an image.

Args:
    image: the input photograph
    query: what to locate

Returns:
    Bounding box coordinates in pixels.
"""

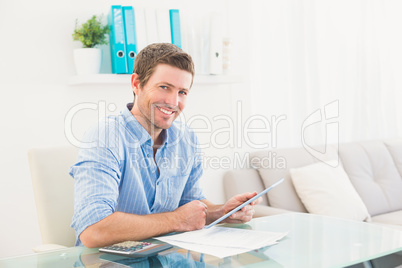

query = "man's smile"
[156,105,176,115]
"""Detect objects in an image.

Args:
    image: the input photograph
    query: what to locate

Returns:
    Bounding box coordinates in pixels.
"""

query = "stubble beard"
[148,103,179,135]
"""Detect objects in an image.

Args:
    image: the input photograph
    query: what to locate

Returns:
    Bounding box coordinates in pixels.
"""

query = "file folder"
[108,5,128,74]
[123,6,137,74]
[169,9,182,48]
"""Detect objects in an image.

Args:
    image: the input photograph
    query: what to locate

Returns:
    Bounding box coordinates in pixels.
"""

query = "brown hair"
[133,43,195,89]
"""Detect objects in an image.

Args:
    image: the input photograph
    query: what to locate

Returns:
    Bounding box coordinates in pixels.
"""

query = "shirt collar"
[165,120,186,148]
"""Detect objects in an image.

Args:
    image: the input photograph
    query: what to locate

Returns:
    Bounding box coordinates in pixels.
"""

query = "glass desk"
[1,213,401,268]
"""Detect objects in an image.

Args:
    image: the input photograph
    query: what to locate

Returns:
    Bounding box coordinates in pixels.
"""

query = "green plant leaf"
[72,14,109,48]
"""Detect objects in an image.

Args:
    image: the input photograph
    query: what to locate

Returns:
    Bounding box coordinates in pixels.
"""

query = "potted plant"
[72,15,109,75]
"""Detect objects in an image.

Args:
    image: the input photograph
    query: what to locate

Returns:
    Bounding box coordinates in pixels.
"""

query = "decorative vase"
[73,48,102,75]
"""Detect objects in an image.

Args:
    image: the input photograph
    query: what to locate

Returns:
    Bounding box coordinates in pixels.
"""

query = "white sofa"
[223,139,402,230]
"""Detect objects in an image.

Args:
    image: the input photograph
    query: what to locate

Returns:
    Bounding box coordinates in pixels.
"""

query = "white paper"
[155,227,287,259]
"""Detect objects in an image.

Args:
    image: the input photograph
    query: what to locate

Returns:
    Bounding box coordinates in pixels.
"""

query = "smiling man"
[70,43,260,248]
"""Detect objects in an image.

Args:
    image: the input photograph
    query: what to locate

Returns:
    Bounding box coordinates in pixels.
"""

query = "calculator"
[99,241,173,258]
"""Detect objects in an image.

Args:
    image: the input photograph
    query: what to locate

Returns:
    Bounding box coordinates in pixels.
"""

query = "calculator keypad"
[102,241,153,253]
[99,241,173,258]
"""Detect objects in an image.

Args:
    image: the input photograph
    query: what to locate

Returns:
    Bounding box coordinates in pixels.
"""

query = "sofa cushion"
[290,160,371,221]
[371,210,402,226]
[384,139,402,178]
[338,140,402,216]
[250,145,338,213]
[223,169,268,206]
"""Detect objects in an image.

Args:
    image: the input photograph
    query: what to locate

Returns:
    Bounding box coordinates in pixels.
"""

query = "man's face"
[131,64,192,134]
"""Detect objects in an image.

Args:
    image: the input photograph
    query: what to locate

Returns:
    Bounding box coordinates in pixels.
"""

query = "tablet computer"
[205,177,284,229]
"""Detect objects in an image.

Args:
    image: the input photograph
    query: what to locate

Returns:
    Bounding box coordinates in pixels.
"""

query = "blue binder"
[108,5,128,74]
[123,6,137,74]
[169,9,181,48]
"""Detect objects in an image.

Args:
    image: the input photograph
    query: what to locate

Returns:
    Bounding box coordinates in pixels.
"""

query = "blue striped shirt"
[69,104,205,246]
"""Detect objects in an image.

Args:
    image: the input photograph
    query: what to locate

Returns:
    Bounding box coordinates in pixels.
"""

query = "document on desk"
[155,227,288,259]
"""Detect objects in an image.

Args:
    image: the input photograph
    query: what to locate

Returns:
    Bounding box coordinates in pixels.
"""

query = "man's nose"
[165,91,178,107]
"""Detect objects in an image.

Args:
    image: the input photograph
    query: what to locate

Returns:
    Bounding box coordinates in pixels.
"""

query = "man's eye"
[179,91,187,95]
[160,86,168,89]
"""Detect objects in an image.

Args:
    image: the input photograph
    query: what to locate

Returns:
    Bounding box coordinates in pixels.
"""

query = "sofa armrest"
[254,205,295,217]
[32,244,68,253]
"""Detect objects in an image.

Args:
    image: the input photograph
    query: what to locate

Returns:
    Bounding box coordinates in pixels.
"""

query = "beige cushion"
[254,205,293,217]
[290,160,371,221]
[384,139,402,178]
[338,140,402,216]
[251,145,338,212]
[223,169,268,206]
[371,210,402,226]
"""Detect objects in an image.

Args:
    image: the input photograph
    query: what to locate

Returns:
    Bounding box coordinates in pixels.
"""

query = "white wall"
[0,0,248,258]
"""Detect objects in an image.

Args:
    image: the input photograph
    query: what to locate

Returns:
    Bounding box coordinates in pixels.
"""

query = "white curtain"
[246,0,402,148]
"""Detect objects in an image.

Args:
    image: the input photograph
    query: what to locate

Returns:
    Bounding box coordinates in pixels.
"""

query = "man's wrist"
[164,211,180,233]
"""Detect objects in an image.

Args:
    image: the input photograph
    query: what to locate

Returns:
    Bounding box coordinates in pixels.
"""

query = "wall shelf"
[68,74,241,86]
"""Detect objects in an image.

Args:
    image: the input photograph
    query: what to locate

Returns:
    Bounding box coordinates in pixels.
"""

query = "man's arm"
[81,192,261,248]
[201,192,261,225]
[80,200,207,248]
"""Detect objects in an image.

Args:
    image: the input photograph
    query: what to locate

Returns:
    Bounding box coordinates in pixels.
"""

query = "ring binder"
[108,5,128,74]
[123,6,138,74]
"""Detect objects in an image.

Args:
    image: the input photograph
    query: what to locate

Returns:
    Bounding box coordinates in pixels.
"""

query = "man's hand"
[220,192,262,224]
[173,200,207,231]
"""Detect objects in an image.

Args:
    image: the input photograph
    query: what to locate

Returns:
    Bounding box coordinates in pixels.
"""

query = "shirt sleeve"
[69,119,123,245]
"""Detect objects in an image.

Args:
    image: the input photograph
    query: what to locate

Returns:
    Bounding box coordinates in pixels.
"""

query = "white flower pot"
[73,48,102,75]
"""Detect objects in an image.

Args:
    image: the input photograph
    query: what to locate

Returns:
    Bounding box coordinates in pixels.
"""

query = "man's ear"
[131,73,141,95]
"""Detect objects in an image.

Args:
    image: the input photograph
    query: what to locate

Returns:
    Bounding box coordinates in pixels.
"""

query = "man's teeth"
[158,106,174,115]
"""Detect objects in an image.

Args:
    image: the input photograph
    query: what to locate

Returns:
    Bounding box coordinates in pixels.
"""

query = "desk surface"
[1,213,402,268]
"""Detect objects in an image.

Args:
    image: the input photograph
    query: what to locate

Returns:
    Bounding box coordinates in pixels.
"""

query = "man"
[70,43,261,248]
